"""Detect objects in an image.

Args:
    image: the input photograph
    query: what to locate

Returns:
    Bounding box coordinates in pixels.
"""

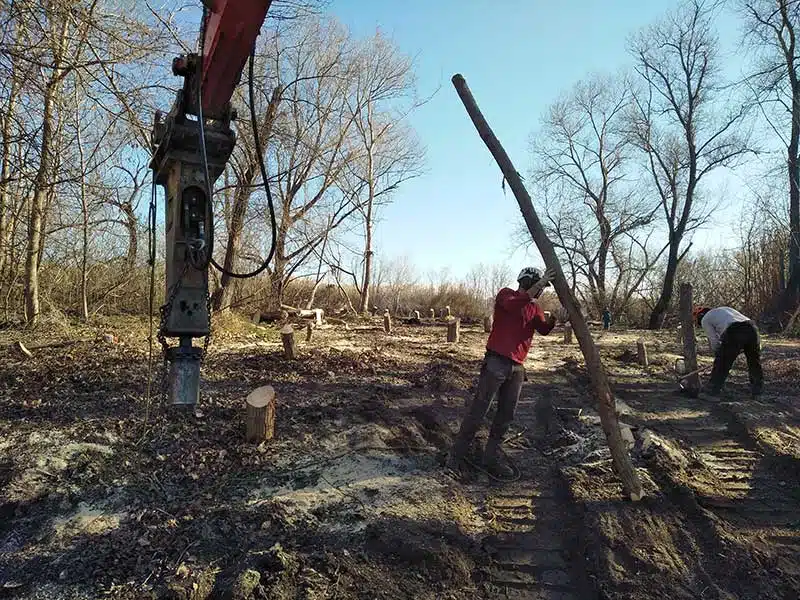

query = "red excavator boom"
[200,0,273,117]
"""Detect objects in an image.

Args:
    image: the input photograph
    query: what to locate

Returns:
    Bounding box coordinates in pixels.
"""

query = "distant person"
[696,306,763,396]
[602,307,612,330]
[447,266,557,479]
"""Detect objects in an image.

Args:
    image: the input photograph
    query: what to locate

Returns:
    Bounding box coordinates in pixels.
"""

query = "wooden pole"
[305,322,313,343]
[429,308,435,320]
[483,315,492,333]
[451,74,642,500]
[251,311,261,325]
[447,317,460,343]
[563,323,573,344]
[637,338,648,366]
[679,283,700,397]
[445,305,451,318]
[383,310,392,334]
[280,325,296,360]
[245,386,276,443]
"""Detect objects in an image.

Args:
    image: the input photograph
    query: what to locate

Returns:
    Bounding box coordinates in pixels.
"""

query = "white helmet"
[517,266,547,287]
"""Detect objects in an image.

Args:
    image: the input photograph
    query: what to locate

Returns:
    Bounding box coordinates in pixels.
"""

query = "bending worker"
[447,267,557,479]
[696,306,764,396]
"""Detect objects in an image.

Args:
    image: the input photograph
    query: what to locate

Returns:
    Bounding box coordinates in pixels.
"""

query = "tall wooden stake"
[451,74,642,500]
[483,315,493,333]
[383,310,392,334]
[563,323,573,344]
[679,283,700,397]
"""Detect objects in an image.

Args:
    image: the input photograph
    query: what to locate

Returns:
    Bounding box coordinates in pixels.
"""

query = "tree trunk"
[648,243,680,329]
[0,66,20,281]
[358,151,376,315]
[77,90,89,322]
[787,94,800,303]
[452,73,642,500]
[24,15,68,326]
[24,81,58,325]
[122,201,138,272]
[213,89,281,312]
[213,171,254,312]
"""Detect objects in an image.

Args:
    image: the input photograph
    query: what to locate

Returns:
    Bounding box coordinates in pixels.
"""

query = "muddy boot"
[445,435,472,472]
[483,438,515,481]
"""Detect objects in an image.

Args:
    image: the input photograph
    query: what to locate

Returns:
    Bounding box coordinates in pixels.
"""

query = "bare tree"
[531,73,661,317]
[340,32,424,314]
[741,0,800,308]
[629,0,750,329]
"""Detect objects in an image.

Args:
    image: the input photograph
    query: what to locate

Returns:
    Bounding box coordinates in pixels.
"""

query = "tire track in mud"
[478,386,598,600]
[623,393,800,595]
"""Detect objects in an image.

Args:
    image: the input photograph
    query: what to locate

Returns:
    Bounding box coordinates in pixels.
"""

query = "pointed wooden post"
[383,310,392,334]
[563,323,573,344]
[679,283,700,397]
[305,322,313,343]
[483,315,492,333]
[451,73,642,500]
[281,325,296,360]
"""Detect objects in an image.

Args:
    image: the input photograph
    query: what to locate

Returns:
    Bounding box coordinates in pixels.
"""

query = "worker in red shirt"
[447,267,557,479]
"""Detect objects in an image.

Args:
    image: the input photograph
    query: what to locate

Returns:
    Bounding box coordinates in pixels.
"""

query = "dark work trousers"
[451,350,526,459]
[709,321,764,392]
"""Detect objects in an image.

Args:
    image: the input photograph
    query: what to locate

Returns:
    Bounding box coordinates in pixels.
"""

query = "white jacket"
[701,307,750,353]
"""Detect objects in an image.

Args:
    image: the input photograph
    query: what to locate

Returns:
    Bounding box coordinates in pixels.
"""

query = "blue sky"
[326,0,754,283]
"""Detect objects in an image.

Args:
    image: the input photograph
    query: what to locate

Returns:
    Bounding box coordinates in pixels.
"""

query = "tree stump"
[563,323,573,344]
[679,283,700,396]
[429,308,435,320]
[383,311,392,334]
[447,318,460,343]
[251,311,261,325]
[483,315,493,333]
[637,338,648,366]
[305,322,313,343]
[281,325,296,359]
[445,305,451,318]
[245,386,276,443]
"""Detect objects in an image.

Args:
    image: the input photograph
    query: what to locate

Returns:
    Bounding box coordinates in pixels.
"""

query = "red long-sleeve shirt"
[486,288,554,364]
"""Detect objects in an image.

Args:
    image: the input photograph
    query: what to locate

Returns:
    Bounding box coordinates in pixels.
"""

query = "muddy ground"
[0,315,798,599]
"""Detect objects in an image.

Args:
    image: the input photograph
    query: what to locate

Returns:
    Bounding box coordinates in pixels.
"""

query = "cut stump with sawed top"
[246,386,276,443]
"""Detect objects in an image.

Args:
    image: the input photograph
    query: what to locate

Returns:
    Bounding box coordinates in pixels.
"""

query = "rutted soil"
[0,317,798,599]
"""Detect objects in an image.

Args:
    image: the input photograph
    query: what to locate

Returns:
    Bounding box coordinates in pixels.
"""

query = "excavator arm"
[149,1,273,406]
[200,0,273,118]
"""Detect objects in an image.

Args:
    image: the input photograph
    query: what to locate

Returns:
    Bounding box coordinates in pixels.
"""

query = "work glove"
[539,268,557,286]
